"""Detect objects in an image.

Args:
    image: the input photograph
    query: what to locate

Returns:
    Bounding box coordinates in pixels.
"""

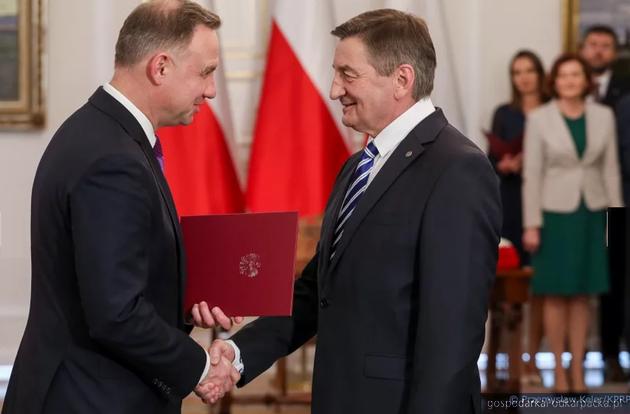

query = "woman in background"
[489,50,548,385]
[522,53,623,392]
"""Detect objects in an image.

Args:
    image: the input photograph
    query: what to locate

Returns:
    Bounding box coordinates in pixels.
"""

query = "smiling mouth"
[342,103,356,113]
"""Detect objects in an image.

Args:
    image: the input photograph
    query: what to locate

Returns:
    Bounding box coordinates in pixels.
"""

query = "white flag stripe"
[196,0,241,180]
[382,0,465,131]
[273,0,351,149]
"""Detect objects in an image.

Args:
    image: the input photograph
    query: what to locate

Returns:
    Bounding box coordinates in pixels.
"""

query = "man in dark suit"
[208,9,501,414]
[580,25,630,382]
[616,97,630,368]
[580,25,630,108]
[2,1,240,413]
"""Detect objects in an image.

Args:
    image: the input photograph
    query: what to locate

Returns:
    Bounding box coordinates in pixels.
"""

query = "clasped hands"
[496,153,523,174]
[194,339,238,404]
[189,301,243,404]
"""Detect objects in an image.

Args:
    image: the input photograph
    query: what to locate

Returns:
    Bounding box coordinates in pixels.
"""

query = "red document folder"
[484,131,523,159]
[182,212,299,317]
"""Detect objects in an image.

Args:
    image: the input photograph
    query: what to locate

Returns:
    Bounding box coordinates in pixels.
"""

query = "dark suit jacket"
[616,94,630,204]
[231,109,502,414]
[602,71,630,109]
[2,88,206,414]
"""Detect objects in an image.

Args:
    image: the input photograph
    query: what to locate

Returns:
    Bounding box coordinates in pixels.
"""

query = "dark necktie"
[153,136,164,171]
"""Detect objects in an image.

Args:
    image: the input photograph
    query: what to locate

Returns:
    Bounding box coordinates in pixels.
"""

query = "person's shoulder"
[494,103,511,113]
[586,100,614,121]
[49,99,143,176]
[527,100,554,121]
[616,93,630,113]
[439,123,488,161]
[611,67,630,87]
[493,103,518,118]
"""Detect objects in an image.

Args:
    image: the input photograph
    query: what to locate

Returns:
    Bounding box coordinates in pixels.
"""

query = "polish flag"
[157,41,244,216]
[246,0,351,217]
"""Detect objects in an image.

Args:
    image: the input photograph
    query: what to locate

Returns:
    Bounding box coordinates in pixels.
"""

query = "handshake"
[194,339,239,404]
[189,302,243,405]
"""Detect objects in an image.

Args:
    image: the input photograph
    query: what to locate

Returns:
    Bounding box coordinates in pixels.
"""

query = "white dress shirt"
[102,83,213,384]
[594,69,612,101]
[367,97,435,185]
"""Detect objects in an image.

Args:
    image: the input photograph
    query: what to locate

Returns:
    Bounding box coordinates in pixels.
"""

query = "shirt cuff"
[225,339,245,374]
[197,349,210,384]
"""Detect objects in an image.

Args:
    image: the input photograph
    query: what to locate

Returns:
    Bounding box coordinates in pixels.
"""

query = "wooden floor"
[2,326,629,413]
[3,352,630,414]
[2,365,629,413]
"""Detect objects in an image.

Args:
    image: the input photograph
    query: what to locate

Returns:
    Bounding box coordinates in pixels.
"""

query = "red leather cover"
[484,131,523,159]
[182,212,298,316]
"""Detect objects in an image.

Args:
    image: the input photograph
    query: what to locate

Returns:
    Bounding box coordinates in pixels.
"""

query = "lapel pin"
[405,151,413,158]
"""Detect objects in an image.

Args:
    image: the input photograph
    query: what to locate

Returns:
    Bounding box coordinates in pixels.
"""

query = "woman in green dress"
[522,54,623,392]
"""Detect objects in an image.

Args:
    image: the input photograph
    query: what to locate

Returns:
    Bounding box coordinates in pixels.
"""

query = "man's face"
[330,36,397,137]
[162,25,219,126]
[580,32,617,74]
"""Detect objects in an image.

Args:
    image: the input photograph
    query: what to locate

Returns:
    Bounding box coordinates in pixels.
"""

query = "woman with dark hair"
[490,50,548,262]
[489,50,548,385]
[523,53,623,392]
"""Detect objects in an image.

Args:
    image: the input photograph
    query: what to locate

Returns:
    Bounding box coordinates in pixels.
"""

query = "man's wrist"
[225,339,244,374]
[198,349,210,384]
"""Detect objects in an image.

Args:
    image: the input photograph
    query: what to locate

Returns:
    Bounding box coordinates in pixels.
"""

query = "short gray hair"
[332,9,436,100]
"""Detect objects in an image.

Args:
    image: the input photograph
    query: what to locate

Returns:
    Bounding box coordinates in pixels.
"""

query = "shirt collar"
[595,69,612,95]
[102,83,157,147]
[370,97,435,158]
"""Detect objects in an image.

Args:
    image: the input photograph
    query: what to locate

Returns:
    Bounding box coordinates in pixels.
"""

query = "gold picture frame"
[0,0,45,129]
[563,0,580,52]
[563,0,630,74]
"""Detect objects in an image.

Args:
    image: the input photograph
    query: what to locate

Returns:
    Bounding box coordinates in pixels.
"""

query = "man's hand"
[189,302,244,330]
[194,355,240,404]
[209,339,236,365]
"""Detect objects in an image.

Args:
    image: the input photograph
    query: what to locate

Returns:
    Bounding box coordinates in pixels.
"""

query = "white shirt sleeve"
[197,349,210,384]
[225,339,245,374]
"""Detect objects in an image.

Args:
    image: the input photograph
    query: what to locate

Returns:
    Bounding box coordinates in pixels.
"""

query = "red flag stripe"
[246,22,349,217]
[159,103,244,216]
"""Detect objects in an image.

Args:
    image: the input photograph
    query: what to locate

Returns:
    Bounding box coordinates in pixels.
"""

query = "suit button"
[320,298,328,308]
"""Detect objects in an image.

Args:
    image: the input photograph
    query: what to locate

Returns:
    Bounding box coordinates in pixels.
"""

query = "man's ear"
[393,64,415,100]
[146,53,171,86]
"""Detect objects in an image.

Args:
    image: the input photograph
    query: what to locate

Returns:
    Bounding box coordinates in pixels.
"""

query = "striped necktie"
[153,136,164,171]
[330,141,379,260]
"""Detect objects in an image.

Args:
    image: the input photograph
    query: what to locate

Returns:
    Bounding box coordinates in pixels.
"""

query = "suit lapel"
[583,103,600,164]
[326,109,448,275]
[88,88,186,289]
[319,154,361,277]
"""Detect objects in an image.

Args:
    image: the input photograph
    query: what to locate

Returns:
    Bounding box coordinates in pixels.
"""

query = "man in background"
[580,25,629,108]
[3,1,239,413]
[580,25,630,383]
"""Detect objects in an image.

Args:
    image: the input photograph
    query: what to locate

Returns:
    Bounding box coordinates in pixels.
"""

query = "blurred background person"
[580,25,630,382]
[616,95,630,204]
[522,54,623,392]
[579,25,629,108]
[488,49,549,386]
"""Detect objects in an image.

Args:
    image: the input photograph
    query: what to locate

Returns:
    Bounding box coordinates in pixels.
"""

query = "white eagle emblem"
[239,253,261,278]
